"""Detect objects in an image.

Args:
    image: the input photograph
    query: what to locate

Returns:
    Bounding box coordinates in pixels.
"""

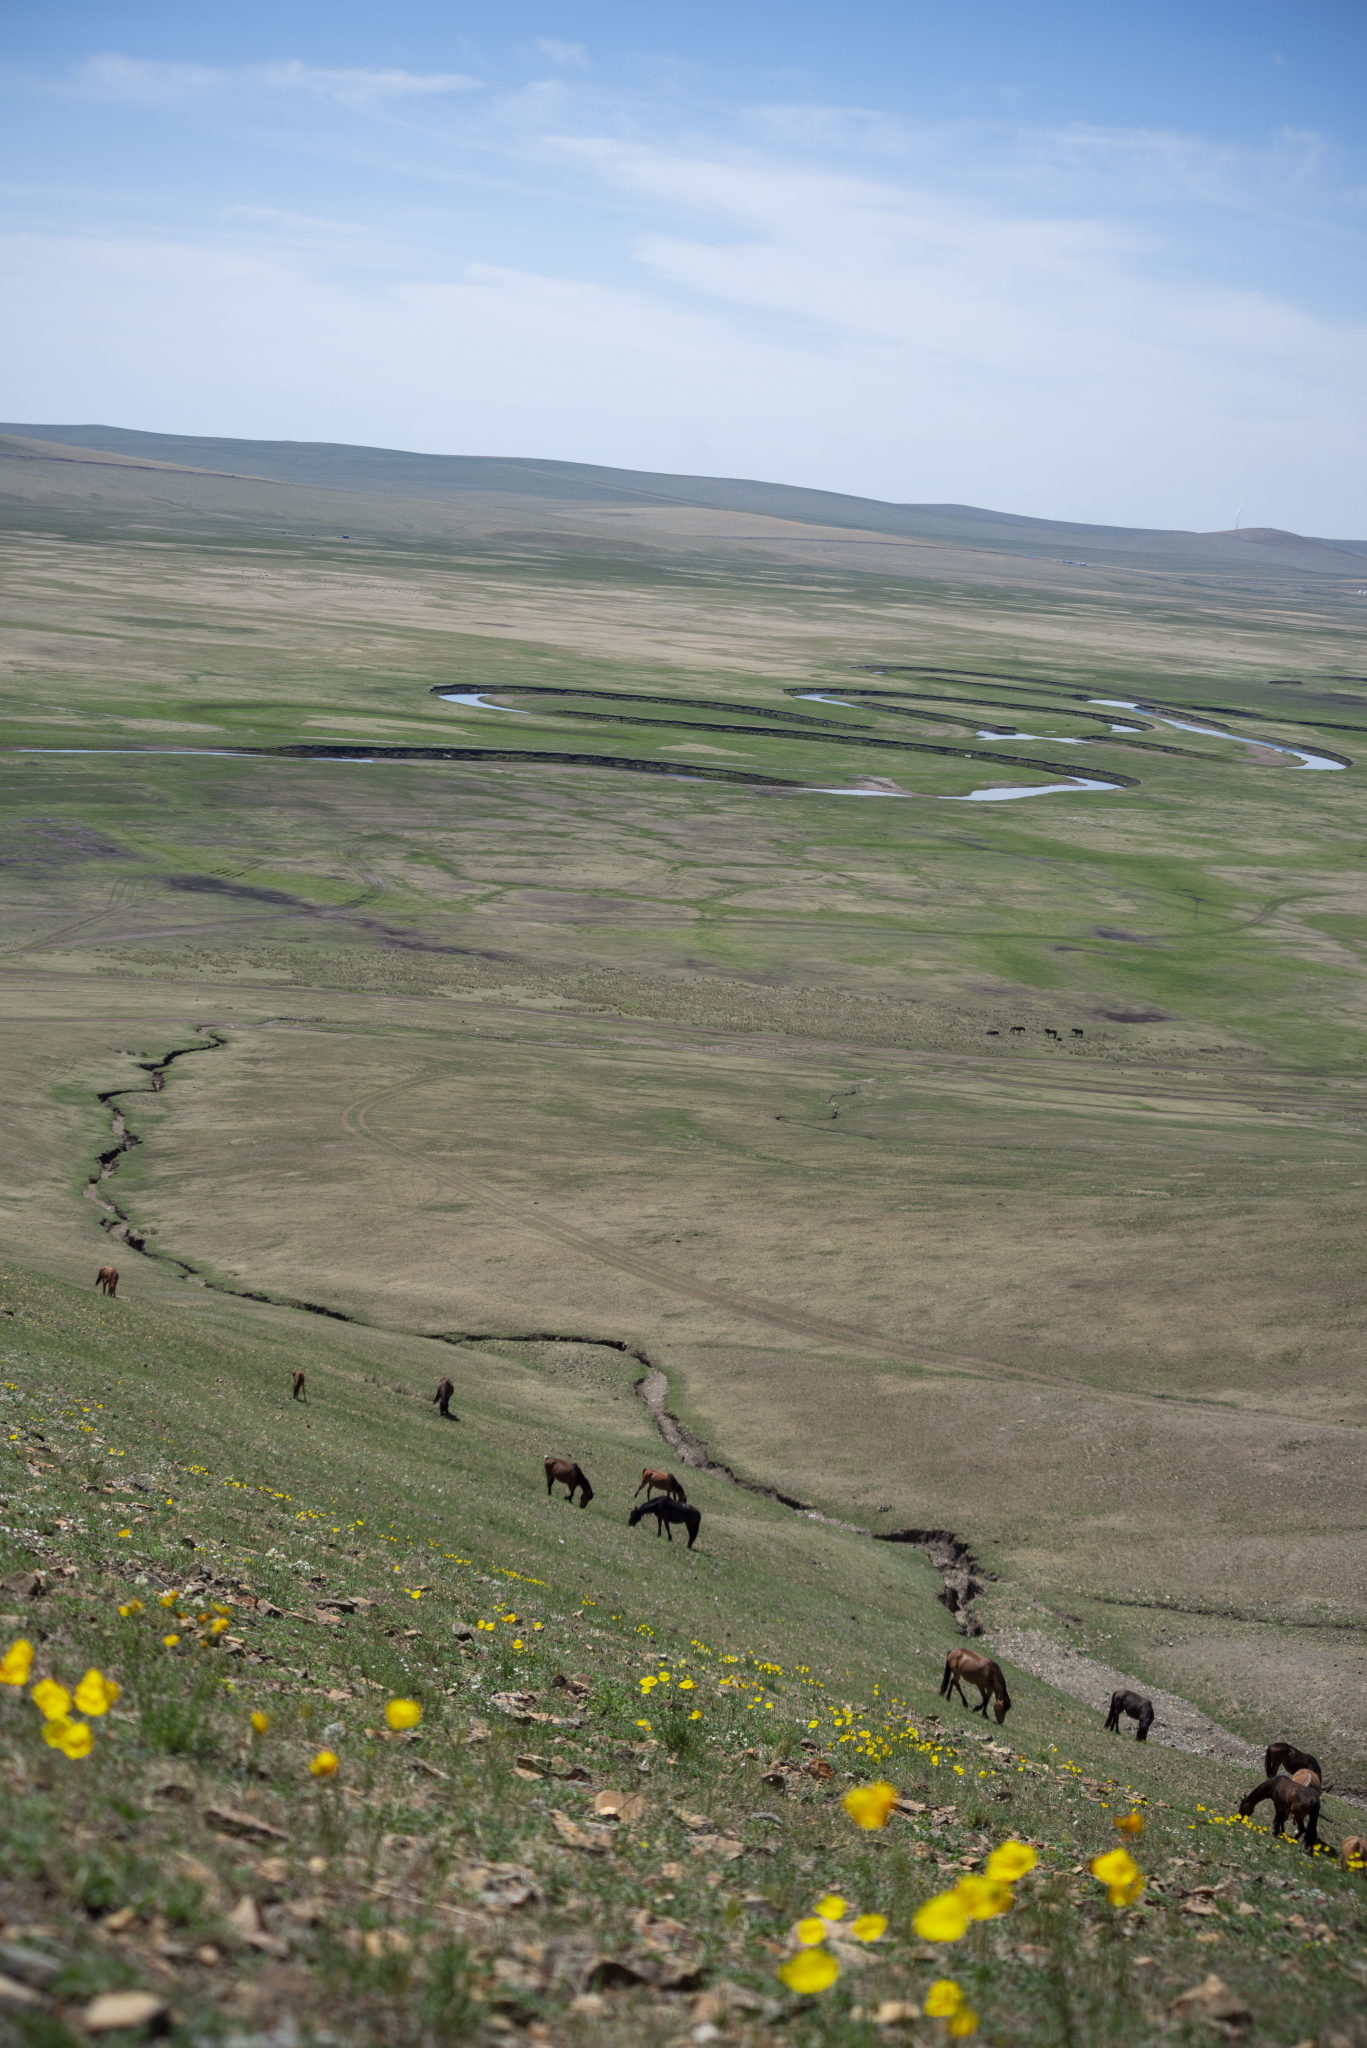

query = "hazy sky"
[3,1,1364,530]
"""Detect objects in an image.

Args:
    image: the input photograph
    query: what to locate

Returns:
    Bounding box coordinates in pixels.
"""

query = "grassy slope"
[1,1258,1366,2048]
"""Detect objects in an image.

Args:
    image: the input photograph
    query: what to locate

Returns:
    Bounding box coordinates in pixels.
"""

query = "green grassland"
[1,430,1367,2039]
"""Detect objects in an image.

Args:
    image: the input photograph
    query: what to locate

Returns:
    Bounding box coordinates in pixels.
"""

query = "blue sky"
[2,1,1364,530]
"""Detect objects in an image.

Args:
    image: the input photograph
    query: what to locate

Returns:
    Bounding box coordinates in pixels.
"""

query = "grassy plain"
[1,430,1367,2037]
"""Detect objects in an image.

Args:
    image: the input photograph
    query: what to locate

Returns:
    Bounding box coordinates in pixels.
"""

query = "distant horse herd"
[94,1272,1358,1866]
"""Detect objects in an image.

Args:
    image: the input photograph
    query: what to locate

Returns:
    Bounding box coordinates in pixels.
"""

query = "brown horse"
[1239,1770,1321,1850]
[634,1467,687,1503]
[1264,1741,1322,1785]
[292,1370,306,1403]
[96,1266,118,1298]
[941,1648,1012,1724]
[545,1456,593,1507]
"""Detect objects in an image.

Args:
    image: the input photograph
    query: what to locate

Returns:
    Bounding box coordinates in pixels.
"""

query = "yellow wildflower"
[73,1670,120,1716]
[984,1840,1037,1882]
[159,1593,177,1609]
[778,1949,840,1994]
[250,1711,270,1735]
[162,1634,180,1648]
[1114,1811,1144,1835]
[913,1890,971,1943]
[795,1918,827,1946]
[43,1715,93,1758]
[636,1719,652,1730]
[688,1710,702,1721]
[948,2011,978,2038]
[0,1640,33,1687]
[815,1894,848,1921]
[955,1875,1014,1921]
[385,1698,422,1732]
[118,1600,143,1618]
[678,1678,695,1690]
[31,1679,72,1722]
[117,1529,131,1539]
[210,1617,229,1636]
[1088,1846,1144,1906]
[924,1981,964,2018]
[842,1781,898,1830]
[850,1913,888,1942]
[310,1750,339,1777]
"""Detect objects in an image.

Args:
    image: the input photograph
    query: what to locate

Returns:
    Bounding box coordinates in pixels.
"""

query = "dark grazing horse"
[96,1266,119,1297]
[1240,1770,1321,1850]
[628,1498,701,1549]
[634,1467,687,1503]
[291,1370,306,1403]
[1105,1690,1155,1741]
[940,1648,1012,1724]
[1265,1742,1323,1785]
[544,1456,593,1507]
[432,1377,457,1420]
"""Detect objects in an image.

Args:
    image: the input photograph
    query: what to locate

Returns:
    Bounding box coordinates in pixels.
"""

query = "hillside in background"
[4,421,1365,576]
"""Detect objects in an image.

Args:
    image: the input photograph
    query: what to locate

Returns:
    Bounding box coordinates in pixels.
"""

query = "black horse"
[1265,1741,1323,1785]
[1105,1690,1155,1742]
[628,1498,701,1549]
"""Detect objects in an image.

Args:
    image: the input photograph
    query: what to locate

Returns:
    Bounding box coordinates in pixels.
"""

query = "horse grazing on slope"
[291,1370,306,1403]
[545,1456,593,1507]
[628,1498,701,1549]
[96,1266,119,1298]
[940,1648,1012,1724]
[1105,1690,1155,1742]
[1239,1770,1321,1850]
[634,1468,687,1503]
[1265,1741,1323,1786]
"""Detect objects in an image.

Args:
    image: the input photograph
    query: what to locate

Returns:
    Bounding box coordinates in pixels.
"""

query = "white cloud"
[67,53,479,110]
[532,40,589,70]
[259,62,480,107]
[71,55,221,104]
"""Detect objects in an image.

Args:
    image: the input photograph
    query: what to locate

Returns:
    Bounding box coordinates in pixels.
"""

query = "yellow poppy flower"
[948,2010,978,2037]
[159,1593,178,1609]
[913,1891,971,1943]
[924,1980,964,2017]
[31,1678,72,1722]
[688,1710,702,1721]
[815,1894,848,1921]
[842,1780,899,1830]
[985,1840,1037,1882]
[955,1875,1014,1921]
[512,1639,523,1650]
[778,1948,840,1994]
[1113,1811,1144,1835]
[117,1601,143,1618]
[850,1913,888,1942]
[250,1711,270,1735]
[73,1670,120,1716]
[384,1698,422,1731]
[1088,1846,1144,1906]
[0,1639,33,1687]
[162,1633,180,1648]
[210,1617,229,1636]
[310,1750,339,1776]
[795,1918,827,1946]
[56,1719,94,1759]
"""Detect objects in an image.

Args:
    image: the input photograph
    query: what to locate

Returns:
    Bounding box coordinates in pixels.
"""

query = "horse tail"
[939,1657,953,1699]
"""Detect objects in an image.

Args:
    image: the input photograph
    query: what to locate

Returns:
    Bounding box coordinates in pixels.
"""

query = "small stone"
[84,1991,170,2033]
